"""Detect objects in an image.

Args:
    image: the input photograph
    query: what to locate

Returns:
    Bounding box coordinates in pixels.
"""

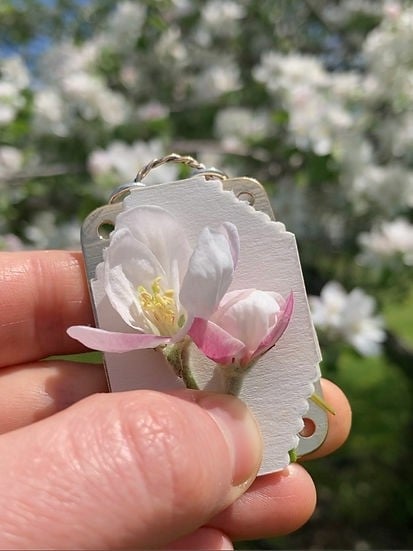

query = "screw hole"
[98,221,115,240]
[299,418,316,438]
[236,191,255,205]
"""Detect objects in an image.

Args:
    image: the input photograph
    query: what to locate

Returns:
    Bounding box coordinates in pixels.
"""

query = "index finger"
[0,251,93,367]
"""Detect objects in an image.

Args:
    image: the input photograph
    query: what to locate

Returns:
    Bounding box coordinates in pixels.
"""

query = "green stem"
[220,364,246,396]
[164,338,200,390]
[289,449,298,463]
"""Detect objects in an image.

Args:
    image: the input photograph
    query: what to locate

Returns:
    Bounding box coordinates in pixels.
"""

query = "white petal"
[104,227,165,332]
[218,222,240,268]
[179,225,236,318]
[115,205,192,294]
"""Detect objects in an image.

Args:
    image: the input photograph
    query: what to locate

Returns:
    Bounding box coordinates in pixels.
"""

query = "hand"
[0,251,351,550]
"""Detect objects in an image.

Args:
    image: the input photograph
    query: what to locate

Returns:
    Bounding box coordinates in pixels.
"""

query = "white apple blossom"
[214,107,270,149]
[349,164,413,215]
[38,41,98,83]
[309,282,385,356]
[0,146,23,178]
[254,52,329,94]
[68,206,239,352]
[155,27,188,66]
[287,85,354,155]
[253,52,358,155]
[0,55,30,90]
[0,81,24,125]
[32,88,69,136]
[358,218,413,266]
[384,111,413,156]
[322,0,383,26]
[194,61,241,100]
[25,212,81,250]
[61,73,128,126]
[88,139,179,187]
[0,234,24,252]
[170,0,194,15]
[35,39,128,129]
[364,5,413,109]
[137,102,169,122]
[101,1,146,50]
[201,0,245,36]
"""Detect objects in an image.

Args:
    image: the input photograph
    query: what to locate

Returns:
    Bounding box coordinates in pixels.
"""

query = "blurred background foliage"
[1,0,413,548]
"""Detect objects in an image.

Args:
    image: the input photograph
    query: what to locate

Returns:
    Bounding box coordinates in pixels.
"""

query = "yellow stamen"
[138,276,181,336]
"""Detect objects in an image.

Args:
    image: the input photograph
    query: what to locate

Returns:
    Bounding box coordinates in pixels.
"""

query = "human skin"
[0,251,351,550]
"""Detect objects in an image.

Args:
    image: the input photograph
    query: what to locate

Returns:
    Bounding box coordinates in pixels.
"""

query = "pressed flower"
[68,205,239,352]
[189,288,294,368]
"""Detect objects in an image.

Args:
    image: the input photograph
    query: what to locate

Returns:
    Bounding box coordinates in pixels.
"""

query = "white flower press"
[74,155,329,475]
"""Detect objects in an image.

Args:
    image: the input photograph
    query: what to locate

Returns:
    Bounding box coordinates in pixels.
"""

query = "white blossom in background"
[35,39,129,129]
[0,234,25,252]
[194,60,241,100]
[334,133,373,175]
[330,71,367,103]
[100,1,146,50]
[253,52,358,156]
[170,0,194,16]
[61,72,129,126]
[321,0,384,26]
[32,88,69,136]
[349,164,413,215]
[287,85,355,155]
[382,111,413,157]
[214,107,270,149]
[88,140,179,187]
[0,55,29,125]
[358,218,413,266]
[364,4,413,109]
[137,101,169,122]
[25,212,81,250]
[309,281,386,356]
[201,0,245,36]
[38,41,99,83]
[155,27,189,67]
[1,55,30,90]
[254,52,328,94]
[119,64,140,90]
[0,146,23,178]
[0,82,23,125]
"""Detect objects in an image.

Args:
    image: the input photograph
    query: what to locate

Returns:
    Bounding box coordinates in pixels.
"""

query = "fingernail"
[198,394,263,486]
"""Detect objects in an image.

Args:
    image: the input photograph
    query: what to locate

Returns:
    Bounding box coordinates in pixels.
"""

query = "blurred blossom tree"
[1,0,413,548]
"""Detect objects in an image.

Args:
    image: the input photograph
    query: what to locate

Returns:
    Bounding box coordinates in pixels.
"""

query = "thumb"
[0,389,262,550]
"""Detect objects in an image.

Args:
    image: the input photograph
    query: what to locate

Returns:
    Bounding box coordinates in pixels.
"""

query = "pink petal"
[67,325,170,353]
[253,291,294,359]
[188,317,245,364]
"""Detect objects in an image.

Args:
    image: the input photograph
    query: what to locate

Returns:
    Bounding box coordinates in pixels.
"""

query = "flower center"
[138,276,184,336]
